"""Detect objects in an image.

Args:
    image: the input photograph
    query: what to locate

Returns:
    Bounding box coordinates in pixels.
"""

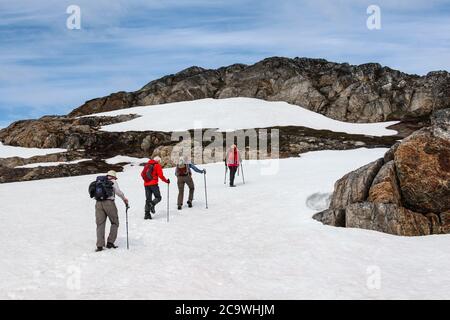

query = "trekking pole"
[203,172,208,209]
[125,204,130,250]
[241,162,245,184]
[167,182,170,223]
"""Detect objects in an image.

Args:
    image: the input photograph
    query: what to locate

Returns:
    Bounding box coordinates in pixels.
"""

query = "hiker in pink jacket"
[225,144,241,187]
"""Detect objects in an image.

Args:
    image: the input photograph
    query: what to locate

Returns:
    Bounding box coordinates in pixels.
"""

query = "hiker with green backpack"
[89,170,129,252]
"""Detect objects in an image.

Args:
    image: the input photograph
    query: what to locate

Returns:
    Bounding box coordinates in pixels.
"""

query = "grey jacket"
[107,180,126,202]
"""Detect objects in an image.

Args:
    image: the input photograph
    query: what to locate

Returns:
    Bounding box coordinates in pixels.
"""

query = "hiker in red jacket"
[225,144,241,187]
[141,156,170,220]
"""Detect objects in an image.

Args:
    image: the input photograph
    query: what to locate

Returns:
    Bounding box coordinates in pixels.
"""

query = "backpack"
[89,176,114,201]
[142,164,155,182]
[177,164,189,176]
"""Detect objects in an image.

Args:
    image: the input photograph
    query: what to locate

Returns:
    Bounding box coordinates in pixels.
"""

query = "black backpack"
[89,176,114,201]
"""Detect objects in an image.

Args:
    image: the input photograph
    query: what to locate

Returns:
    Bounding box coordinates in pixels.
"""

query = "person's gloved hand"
[124,199,129,207]
[167,179,171,184]
[203,169,207,174]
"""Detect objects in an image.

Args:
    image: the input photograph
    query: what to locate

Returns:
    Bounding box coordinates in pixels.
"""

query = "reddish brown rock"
[314,108,450,236]
[394,129,450,213]
[368,161,402,205]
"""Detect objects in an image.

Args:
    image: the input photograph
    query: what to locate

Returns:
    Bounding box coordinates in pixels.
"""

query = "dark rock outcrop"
[0,160,123,184]
[69,57,450,123]
[313,108,450,236]
[0,115,139,150]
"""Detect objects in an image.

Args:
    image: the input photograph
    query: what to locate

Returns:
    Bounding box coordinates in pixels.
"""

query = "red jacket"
[141,160,169,186]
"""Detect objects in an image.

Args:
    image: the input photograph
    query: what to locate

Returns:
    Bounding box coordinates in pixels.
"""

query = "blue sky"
[0,0,449,127]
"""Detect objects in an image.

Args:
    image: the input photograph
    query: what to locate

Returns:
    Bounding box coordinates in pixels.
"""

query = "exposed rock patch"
[0,160,123,184]
[313,108,450,236]
[395,129,450,213]
[368,161,402,205]
[0,115,139,149]
[345,203,431,236]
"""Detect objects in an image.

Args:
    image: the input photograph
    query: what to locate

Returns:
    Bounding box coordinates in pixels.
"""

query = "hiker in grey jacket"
[95,170,129,252]
[175,157,205,210]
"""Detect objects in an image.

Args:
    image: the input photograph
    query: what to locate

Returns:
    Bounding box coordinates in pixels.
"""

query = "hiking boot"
[144,212,152,220]
[178,205,182,210]
[149,202,156,214]
[187,201,193,208]
[95,247,103,252]
[106,242,118,249]
[230,184,236,187]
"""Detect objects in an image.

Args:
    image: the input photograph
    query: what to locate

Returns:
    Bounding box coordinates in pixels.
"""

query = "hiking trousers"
[145,185,162,214]
[177,175,195,206]
[95,200,119,247]
[228,166,238,186]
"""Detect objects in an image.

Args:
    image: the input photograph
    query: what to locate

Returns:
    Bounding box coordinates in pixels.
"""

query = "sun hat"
[107,170,117,179]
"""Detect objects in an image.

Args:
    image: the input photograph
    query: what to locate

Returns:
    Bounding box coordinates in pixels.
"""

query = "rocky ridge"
[70,57,450,123]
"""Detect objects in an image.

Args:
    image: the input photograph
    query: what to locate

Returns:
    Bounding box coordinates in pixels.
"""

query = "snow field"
[1,148,449,299]
[89,98,398,136]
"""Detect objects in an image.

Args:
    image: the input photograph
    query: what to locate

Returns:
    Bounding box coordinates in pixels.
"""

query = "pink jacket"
[226,148,240,167]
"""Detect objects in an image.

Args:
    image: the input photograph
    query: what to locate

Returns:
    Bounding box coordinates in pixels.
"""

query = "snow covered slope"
[90,98,398,136]
[0,142,66,159]
[1,148,449,300]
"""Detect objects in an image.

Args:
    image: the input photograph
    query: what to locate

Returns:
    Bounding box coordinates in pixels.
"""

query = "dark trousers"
[145,185,162,214]
[229,166,238,186]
